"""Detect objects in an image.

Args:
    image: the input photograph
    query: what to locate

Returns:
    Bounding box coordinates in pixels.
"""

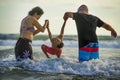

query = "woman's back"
[20,16,35,41]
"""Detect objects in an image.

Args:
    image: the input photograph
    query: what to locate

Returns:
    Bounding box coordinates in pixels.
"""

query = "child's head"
[57,42,64,48]
[55,38,64,48]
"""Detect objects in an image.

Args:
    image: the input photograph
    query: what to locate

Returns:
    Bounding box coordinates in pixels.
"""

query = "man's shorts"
[79,42,99,61]
[44,45,62,56]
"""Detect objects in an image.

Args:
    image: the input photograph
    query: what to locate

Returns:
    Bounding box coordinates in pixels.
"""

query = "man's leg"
[90,42,99,59]
[78,50,90,61]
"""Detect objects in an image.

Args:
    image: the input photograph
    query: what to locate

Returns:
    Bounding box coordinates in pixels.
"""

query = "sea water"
[0,37,120,80]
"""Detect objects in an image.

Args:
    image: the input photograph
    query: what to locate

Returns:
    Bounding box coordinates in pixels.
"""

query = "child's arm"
[47,26,53,42]
[59,12,73,39]
[58,20,67,40]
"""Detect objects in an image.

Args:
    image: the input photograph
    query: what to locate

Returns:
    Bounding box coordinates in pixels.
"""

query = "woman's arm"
[33,19,49,35]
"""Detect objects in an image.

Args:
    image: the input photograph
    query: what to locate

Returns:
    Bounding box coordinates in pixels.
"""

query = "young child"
[41,20,67,58]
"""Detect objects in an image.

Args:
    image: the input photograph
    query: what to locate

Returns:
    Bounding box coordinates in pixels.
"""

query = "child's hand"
[45,19,49,24]
[45,20,49,28]
[46,25,49,28]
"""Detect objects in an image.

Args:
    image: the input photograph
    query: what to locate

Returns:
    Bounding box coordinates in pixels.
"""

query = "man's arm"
[63,12,73,20]
[102,23,117,38]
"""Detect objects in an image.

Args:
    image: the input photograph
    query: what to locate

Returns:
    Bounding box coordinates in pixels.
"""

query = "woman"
[15,6,49,61]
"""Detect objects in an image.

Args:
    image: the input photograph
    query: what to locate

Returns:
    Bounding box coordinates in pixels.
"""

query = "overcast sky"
[0,0,120,36]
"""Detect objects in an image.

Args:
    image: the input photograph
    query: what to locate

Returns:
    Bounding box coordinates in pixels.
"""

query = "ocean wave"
[0,58,120,76]
[0,39,120,48]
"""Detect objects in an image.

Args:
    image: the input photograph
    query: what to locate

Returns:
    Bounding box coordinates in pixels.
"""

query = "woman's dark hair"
[57,42,64,48]
[29,6,44,16]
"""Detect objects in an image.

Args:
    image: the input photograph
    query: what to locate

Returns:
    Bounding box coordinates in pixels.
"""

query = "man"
[63,4,117,61]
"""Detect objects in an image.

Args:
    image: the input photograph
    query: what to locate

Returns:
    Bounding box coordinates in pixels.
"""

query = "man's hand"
[63,12,73,20]
[111,30,117,38]
[63,12,68,21]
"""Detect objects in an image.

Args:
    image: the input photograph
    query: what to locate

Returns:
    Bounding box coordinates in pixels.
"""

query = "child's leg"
[41,45,50,58]
[56,55,60,58]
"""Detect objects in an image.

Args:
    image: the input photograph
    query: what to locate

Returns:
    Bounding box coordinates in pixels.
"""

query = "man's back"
[63,4,117,61]
[73,13,104,47]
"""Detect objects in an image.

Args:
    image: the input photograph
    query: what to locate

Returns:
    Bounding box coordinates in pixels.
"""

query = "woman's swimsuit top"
[20,26,35,32]
[20,17,35,32]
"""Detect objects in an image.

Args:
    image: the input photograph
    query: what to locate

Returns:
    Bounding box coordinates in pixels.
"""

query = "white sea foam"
[0,58,119,76]
[0,39,120,76]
